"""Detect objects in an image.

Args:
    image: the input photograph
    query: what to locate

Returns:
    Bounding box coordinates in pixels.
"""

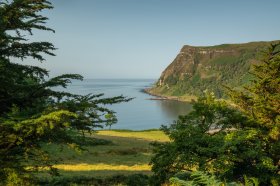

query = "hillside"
[147,41,279,100]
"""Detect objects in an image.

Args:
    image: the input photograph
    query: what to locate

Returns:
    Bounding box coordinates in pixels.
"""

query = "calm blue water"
[61,79,192,130]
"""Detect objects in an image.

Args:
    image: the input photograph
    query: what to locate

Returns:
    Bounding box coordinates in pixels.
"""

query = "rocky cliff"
[149,41,278,99]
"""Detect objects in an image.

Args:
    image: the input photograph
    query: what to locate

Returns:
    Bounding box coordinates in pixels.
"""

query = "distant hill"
[147,40,279,100]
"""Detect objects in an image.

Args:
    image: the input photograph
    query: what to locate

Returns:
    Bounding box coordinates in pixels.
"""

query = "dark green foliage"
[226,43,280,140]
[0,0,130,184]
[150,44,280,185]
[150,94,254,185]
[165,74,178,85]
[169,171,260,186]
[169,171,225,186]
[226,43,280,184]
[37,174,150,186]
[126,174,150,186]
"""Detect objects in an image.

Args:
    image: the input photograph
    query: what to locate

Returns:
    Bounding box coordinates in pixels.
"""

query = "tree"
[227,43,280,140]
[226,43,280,185]
[150,44,280,185]
[0,0,130,184]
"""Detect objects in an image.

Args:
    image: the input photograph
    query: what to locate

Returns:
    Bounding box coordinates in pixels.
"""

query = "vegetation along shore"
[0,0,279,185]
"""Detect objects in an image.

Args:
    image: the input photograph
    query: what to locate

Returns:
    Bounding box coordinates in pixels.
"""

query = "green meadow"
[36,130,168,184]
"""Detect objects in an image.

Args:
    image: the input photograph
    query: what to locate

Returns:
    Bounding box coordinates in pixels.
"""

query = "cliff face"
[151,41,278,98]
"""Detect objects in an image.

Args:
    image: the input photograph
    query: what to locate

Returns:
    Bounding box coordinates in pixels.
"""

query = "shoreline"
[143,88,196,103]
[143,87,235,107]
[143,88,180,101]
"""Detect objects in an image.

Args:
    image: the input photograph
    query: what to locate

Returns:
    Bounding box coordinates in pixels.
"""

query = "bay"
[61,79,192,130]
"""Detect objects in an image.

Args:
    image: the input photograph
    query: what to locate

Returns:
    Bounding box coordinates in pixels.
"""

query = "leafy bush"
[37,174,150,186]
[126,174,149,186]
[170,171,224,186]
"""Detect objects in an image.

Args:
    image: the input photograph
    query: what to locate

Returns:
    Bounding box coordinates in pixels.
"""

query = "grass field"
[37,130,169,181]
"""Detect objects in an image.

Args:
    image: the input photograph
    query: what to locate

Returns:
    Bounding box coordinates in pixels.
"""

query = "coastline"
[143,88,197,103]
[143,87,236,107]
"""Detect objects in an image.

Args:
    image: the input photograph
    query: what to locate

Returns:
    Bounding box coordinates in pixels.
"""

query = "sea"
[60,79,192,130]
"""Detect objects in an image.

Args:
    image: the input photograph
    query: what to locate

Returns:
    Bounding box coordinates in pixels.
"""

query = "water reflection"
[156,100,193,119]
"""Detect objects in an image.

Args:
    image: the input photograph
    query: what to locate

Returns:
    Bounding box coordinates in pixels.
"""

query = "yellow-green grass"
[36,130,169,179]
[97,130,169,142]
[53,163,151,171]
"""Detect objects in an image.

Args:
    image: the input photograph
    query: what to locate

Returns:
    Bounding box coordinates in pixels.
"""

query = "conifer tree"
[0,0,129,184]
[228,43,280,140]
[226,43,280,185]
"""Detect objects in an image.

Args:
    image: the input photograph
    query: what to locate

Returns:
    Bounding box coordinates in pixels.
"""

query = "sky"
[27,0,280,79]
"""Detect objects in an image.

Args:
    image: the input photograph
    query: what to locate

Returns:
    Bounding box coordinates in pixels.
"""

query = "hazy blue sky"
[28,0,280,79]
